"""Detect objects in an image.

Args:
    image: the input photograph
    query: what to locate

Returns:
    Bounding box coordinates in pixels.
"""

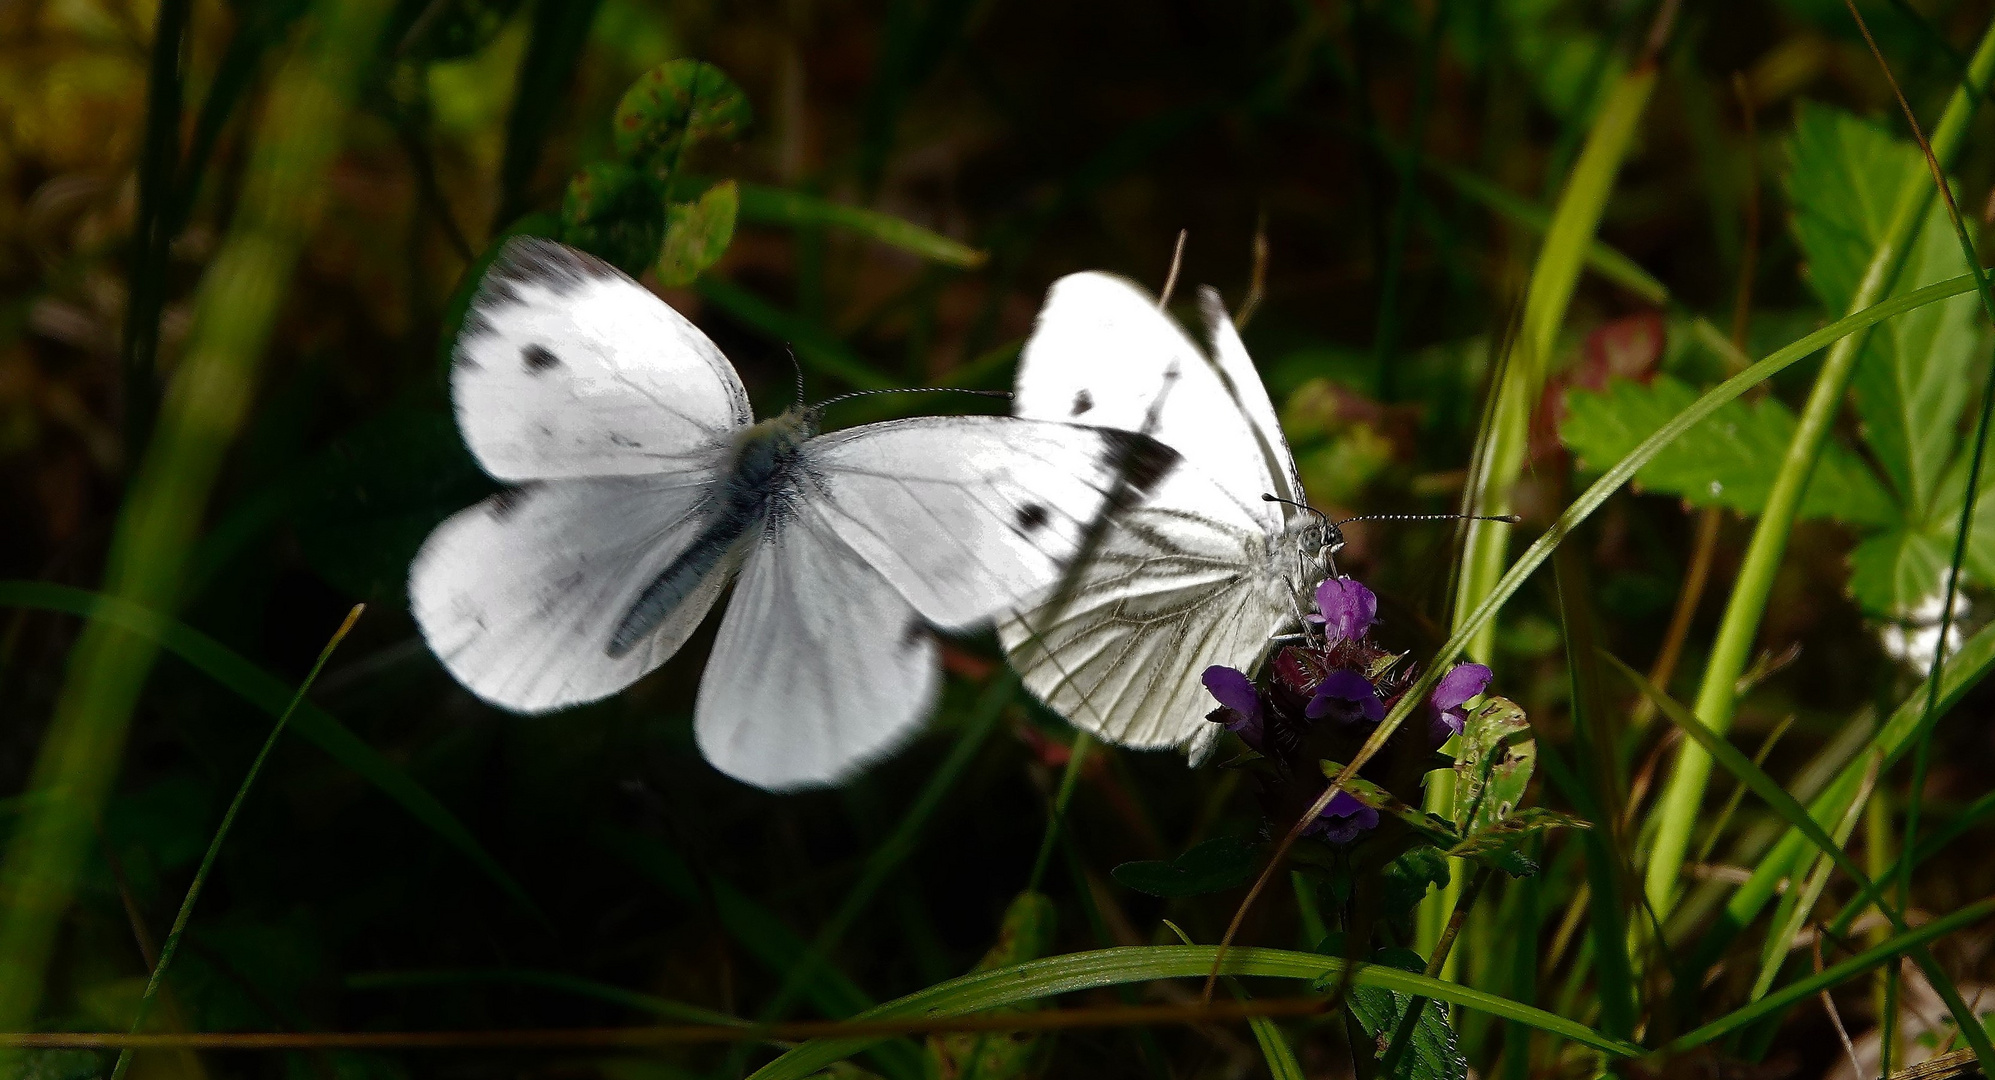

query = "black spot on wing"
[487,482,543,522]
[522,343,560,374]
[1070,389,1094,416]
[1015,502,1050,532]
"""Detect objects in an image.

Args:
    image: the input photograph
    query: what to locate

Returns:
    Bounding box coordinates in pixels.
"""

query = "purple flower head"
[1427,662,1492,743]
[1304,789,1379,844]
[1313,578,1378,642]
[1305,668,1386,726]
[1202,665,1264,747]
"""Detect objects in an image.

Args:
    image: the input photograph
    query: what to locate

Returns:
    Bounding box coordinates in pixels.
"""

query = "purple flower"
[1202,665,1264,747]
[1305,668,1386,725]
[1313,578,1378,642]
[1304,789,1379,844]
[1427,663,1492,743]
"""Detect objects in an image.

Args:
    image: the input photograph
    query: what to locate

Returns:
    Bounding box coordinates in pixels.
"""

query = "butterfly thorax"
[608,410,820,658]
[1268,517,1337,611]
[722,409,818,514]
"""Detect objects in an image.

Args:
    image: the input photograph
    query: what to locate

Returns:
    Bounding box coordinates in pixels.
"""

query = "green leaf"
[1450,695,1534,834]
[1446,808,1586,872]
[613,59,751,170]
[1351,984,1469,1080]
[1561,374,1898,527]
[655,179,738,287]
[1789,102,1980,516]
[1381,847,1453,920]
[559,161,666,275]
[1110,836,1258,898]
[0,582,539,919]
[1849,524,1953,615]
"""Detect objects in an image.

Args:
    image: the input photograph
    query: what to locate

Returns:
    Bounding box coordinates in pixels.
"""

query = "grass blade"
[0,581,538,916]
[345,968,749,1028]
[110,605,363,1080]
[1608,653,1995,1072]
[1641,14,1995,925]
[120,0,192,455]
[736,182,986,268]
[492,0,604,230]
[1431,48,1660,961]
[694,276,897,390]
[0,0,396,1049]
[1662,896,1995,1054]
[748,945,1643,1080]
[1696,610,1995,968]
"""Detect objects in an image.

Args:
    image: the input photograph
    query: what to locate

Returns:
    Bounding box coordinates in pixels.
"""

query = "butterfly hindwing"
[695,510,940,790]
[452,236,752,481]
[998,466,1293,747]
[409,473,738,712]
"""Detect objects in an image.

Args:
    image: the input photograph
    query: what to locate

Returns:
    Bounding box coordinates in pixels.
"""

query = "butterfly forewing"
[805,416,1181,629]
[1011,272,1286,537]
[453,236,752,481]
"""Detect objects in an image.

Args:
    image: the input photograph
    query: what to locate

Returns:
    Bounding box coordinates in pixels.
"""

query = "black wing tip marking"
[1099,429,1180,497]
[455,237,623,353]
[1070,389,1094,416]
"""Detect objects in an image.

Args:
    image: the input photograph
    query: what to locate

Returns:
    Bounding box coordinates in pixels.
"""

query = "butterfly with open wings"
[409,239,1179,790]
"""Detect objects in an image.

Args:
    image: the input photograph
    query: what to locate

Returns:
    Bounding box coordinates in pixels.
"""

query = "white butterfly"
[409,239,1179,790]
[997,272,1335,761]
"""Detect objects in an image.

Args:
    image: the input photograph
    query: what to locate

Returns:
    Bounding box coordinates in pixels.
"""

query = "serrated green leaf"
[1110,836,1258,898]
[1849,524,1952,615]
[1451,696,1533,834]
[1446,808,1586,874]
[613,59,751,170]
[1561,374,1898,526]
[1350,984,1470,1080]
[559,161,666,275]
[655,179,738,287]
[1789,102,1980,516]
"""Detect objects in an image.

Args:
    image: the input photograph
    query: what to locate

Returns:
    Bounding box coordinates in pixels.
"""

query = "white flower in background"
[1879,589,1969,671]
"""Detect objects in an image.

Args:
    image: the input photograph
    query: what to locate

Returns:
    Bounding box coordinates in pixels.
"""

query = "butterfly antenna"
[1157,229,1189,308]
[1260,492,1330,529]
[1333,511,1522,527]
[815,386,1012,411]
[788,346,806,412]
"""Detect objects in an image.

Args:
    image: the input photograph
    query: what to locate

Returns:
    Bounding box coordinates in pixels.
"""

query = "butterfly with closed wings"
[410,239,1179,790]
[999,272,1503,762]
